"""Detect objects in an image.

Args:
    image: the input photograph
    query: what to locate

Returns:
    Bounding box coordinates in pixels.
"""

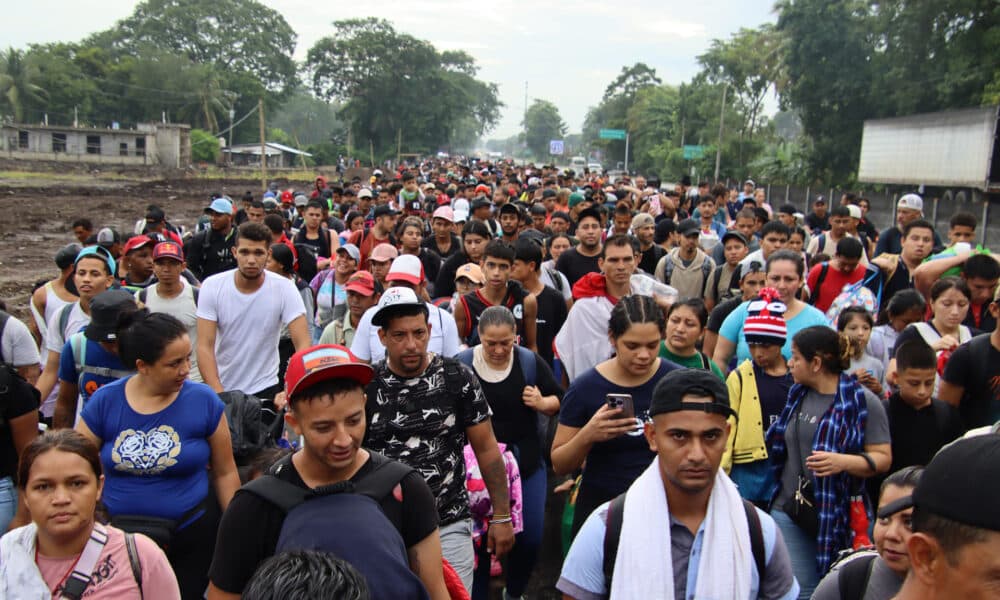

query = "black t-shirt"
[942,334,1000,429]
[475,351,563,478]
[412,249,442,294]
[423,234,462,261]
[753,365,793,432]
[532,284,568,368]
[555,247,601,287]
[0,376,39,478]
[208,452,437,594]
[805,212,829,233]
[886,393,964,472]
[435,251,471,299]
[708,296,744,334]
[639,244,666,275]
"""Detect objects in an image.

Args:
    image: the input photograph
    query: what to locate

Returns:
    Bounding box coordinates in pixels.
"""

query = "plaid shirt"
[768,374,868,574]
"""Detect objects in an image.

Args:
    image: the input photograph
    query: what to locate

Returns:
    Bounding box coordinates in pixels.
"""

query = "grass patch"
[0,170,150,182]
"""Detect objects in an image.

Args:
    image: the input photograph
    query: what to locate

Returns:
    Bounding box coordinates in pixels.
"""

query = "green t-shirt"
[658,342,726,380]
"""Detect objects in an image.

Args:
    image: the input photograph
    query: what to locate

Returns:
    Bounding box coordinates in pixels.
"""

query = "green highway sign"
[683,145,705,159]
[599,128,627,140]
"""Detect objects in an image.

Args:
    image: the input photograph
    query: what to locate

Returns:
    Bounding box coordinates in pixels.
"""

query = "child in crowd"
[839,306,884,397]
[872,340,964,497]
[868,290,926,369]
[723,288,793,506]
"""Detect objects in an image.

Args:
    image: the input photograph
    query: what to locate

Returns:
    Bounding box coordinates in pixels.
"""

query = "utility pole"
[397,128,402,166]
[258,98,266,194]
[523,81,528,166]
[714,83,728,183]
[228,104,235,166]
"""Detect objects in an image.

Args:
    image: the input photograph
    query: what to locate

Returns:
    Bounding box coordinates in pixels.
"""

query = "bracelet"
[489,517,513,525]
[859,452,877,473]
[490,513,511,519]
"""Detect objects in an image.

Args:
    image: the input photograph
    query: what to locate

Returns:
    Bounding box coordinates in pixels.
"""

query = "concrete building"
[1,122,191,168]
[224,142,312,168]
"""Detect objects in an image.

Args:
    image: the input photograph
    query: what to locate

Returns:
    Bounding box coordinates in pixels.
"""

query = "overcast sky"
[9,0,778,139]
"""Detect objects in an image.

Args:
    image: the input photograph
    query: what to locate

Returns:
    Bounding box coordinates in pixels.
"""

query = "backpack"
[661,252,713,290]
[602,492,766,591]
[834,549,879,600]
[241,453,429,600]
[544,267,565,295]
[57,302,76,343]
[69,332,134,393]
[294,243,319,285]
[218,390,276,465]
[818,264,885,326]
[0,312,41,430]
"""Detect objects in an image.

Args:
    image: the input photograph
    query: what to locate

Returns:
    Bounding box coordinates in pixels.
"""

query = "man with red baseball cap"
[137,241,202,382]
[319,271,382,347]
[119,234,157,291]
[208,344,448,600]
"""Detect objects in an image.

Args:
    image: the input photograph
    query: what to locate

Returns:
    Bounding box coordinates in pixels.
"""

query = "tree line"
[504,0,999,184]
[0,1,501,163]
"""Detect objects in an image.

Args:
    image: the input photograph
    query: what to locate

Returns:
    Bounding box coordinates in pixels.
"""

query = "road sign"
[549,140,564,155]
[599,129,627,140]
[683,145,705,159]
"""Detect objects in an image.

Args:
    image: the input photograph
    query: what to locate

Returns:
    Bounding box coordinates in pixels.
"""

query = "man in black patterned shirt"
[364,286,514,592]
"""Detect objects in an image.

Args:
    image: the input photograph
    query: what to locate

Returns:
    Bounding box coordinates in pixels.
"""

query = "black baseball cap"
[55,243,82,269]
[373,205,397,218]
[912,435,1000,531]
[85,290,138,343]
[678,219,700,237]
[721,231,748,246]
[498,203,520,217]
[650,369,736,419]
[471,198,492,211]
[576,207,602,225]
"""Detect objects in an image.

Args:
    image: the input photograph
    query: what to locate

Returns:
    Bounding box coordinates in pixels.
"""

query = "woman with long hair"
[659,298,725,379]
[713,250,829,373]
[459,306,563,600]
[551,295,680,536]
[767,326,892,598]
[75,311,240,599]
[0,430,179,598]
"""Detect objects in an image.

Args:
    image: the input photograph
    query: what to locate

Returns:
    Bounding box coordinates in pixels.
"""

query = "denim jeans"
[472,463,547,599]
[771,509,819,599]
[0,477,17,532]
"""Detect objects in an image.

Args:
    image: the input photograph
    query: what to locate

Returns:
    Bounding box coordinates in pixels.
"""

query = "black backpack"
[602,491,767,590]
[0,311,41,430]
[294,243,319,284]
[835,549,879,600]
[218,390,276,465]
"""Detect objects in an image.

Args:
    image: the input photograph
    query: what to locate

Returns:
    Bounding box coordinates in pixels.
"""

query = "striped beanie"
[744,288,787,346]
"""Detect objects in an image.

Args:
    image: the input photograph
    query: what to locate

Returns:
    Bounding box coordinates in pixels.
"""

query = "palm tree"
[0,47,48,123]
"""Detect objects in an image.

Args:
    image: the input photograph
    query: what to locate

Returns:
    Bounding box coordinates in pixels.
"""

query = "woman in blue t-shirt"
[76,311,240,599]
[551,295,681,537]
[713,249,829,372]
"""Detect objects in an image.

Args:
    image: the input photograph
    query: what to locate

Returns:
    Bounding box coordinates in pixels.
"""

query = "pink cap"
[432,206,455,222]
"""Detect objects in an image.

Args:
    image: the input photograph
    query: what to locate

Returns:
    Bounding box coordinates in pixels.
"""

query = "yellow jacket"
[722,359,770,472]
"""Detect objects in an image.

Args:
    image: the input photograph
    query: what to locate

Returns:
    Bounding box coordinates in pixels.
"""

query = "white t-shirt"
[140,282,202,382]
[350,301,460,362]
[1,314,40,367]
[45,302,89,355]
[197,269,306,394]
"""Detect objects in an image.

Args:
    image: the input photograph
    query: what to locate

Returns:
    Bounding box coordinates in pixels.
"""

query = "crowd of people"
[0,159,999,600]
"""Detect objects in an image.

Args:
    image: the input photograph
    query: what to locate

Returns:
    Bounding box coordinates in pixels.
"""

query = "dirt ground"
[0,172,312,319]
[0,167,567,599]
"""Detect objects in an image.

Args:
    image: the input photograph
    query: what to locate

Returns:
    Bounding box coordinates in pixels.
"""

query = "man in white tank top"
[137,242,202,382]
[29,244,79,348]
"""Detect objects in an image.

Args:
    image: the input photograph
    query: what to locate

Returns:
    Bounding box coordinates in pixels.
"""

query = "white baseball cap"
[897,193,923,212]
[371,286,426,327]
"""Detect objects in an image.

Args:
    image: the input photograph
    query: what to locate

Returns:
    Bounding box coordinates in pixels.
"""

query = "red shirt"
[807,262,866,312]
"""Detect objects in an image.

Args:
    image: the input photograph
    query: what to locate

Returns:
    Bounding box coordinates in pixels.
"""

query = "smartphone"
[606,393,635,419]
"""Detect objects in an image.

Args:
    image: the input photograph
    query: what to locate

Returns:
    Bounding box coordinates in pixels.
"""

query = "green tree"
[583,63,663,165]
[271,90,345,146]
[306,18,501,158]
[0,47,48,122]
[189,127,219,162]
[93,0,297,94]
[522,99,566,159]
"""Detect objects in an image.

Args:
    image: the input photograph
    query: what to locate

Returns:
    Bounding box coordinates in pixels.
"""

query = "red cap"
[152,241,184,262]
[284,345,374,399]
[280,190,293,204]
[344,271,377,295]
[123,235,154,255]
